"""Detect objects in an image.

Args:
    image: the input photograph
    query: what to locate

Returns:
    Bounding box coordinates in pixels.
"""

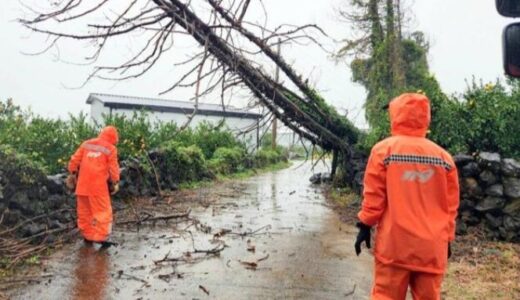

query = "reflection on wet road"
[10,162,373,299]
[71,247,110,300]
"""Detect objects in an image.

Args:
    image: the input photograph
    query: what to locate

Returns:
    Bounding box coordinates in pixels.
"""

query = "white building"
[86,93,262,148]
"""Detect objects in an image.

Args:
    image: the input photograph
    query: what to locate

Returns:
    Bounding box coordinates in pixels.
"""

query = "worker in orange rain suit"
[354,93,460,300]
[68,126,120,247]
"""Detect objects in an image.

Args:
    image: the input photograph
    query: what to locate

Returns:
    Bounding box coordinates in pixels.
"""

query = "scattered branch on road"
[227,224,272,238]
[0,274,54,287]
[153,225,226,267]
[239,254,270,270]
[0,211,76,269]
[199,284,210,295]
[157,271,184,283]
[153,242,225,266]
[115,270,150,288]
[246,239,255,252]
[118,208,192,226]
[345,284,357,297]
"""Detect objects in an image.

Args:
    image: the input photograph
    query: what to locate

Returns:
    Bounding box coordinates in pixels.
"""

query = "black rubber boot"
[99,240,118,249]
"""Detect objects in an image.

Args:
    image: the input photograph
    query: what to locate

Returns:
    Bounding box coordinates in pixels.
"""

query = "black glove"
[448,242,452,259]
[354,222,371,256]
[108,181,120,195]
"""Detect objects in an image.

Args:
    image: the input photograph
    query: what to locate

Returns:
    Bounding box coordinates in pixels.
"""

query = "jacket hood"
[98,126,119,145]
[389,93,430,137]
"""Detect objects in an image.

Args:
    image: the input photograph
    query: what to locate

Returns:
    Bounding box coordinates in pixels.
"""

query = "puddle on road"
[8,162,373,300]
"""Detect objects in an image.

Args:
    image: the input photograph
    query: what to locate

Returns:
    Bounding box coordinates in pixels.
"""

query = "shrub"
[208,146,247,174]
[158,141,209,183]
[0,101,88,173]
[103,111,154,160]
[358,79,520,158]
[191,122,241,159]
[0,145,47,186]
[254,149,286,168]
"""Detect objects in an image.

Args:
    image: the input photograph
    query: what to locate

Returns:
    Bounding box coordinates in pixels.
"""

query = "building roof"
[86,93,262,119]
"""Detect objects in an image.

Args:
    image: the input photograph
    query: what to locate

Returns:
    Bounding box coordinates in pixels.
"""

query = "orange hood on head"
[98,126,119,145]
[389,93,431,137]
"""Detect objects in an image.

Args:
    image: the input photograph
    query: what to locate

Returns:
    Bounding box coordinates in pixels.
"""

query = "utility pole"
[272,39,281,150]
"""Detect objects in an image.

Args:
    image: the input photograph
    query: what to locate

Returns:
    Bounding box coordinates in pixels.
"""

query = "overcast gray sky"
[0,0,511,128]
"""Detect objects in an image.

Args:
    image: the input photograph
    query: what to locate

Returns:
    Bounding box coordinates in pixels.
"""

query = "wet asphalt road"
[9,162,373,299]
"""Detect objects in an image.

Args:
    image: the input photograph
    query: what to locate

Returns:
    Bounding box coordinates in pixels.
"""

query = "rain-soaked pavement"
[9,162,373,299]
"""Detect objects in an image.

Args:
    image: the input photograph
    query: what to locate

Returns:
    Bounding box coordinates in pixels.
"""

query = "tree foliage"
[340,0,520,159]
[340,0,452,154]
[430,80,520,157]
[339,0,434,127]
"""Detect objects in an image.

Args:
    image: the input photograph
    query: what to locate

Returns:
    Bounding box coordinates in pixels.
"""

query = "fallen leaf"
[239,260,258,270]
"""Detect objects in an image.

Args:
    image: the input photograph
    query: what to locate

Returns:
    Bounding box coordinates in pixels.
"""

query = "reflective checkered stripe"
[383,154,452,171]
[83,143,111,155]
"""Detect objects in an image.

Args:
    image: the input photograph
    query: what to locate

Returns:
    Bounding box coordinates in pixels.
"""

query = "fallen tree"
[20,0,360,179]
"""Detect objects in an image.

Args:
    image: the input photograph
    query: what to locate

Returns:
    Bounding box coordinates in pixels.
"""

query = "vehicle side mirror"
[503,23,520,77]
[496,0,520,17]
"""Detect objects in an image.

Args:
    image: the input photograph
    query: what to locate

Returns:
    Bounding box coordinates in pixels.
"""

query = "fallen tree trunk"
[21,0,361,181]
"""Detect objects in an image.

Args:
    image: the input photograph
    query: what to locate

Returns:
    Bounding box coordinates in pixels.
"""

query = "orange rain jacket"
[358,93,460,274]
[68,126,120,196]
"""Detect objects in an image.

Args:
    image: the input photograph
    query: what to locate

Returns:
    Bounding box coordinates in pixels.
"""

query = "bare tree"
[20,0,360,173]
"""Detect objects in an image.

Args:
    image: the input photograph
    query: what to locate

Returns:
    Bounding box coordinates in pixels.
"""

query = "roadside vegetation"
[0,98,289,180]
[356,78,520,158]
[338,1,520,158]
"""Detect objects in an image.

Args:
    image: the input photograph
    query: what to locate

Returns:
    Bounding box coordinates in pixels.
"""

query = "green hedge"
[157,141,210,183]
[358,79,520,158]
[0,99,247,173]
[0,145,47,186]
[208,146,247,175]
[254,149,287,168]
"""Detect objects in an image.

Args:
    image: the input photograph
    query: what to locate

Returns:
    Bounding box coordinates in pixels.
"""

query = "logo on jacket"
[402,169,434,183]
[87,151,102,158]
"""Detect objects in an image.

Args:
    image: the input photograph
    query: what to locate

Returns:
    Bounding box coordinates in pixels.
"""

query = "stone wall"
[0,148,74,241]
[346,152,520,242]
[455,152,520,242]
[0,146,176,240]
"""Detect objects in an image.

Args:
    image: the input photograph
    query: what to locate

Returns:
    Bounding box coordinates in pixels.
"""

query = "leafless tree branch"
[20,0,359,162]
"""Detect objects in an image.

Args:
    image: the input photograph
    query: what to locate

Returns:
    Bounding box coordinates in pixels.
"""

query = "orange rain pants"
[69,126,120,242]
[76,195,113,242]
[371,259,443,300]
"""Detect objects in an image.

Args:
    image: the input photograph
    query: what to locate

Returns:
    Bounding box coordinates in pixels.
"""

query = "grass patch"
[0,267,11,281]
[178,179,214,190]
[0,254,44,283]
[326,187,360,208]
[442,232,520,299]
